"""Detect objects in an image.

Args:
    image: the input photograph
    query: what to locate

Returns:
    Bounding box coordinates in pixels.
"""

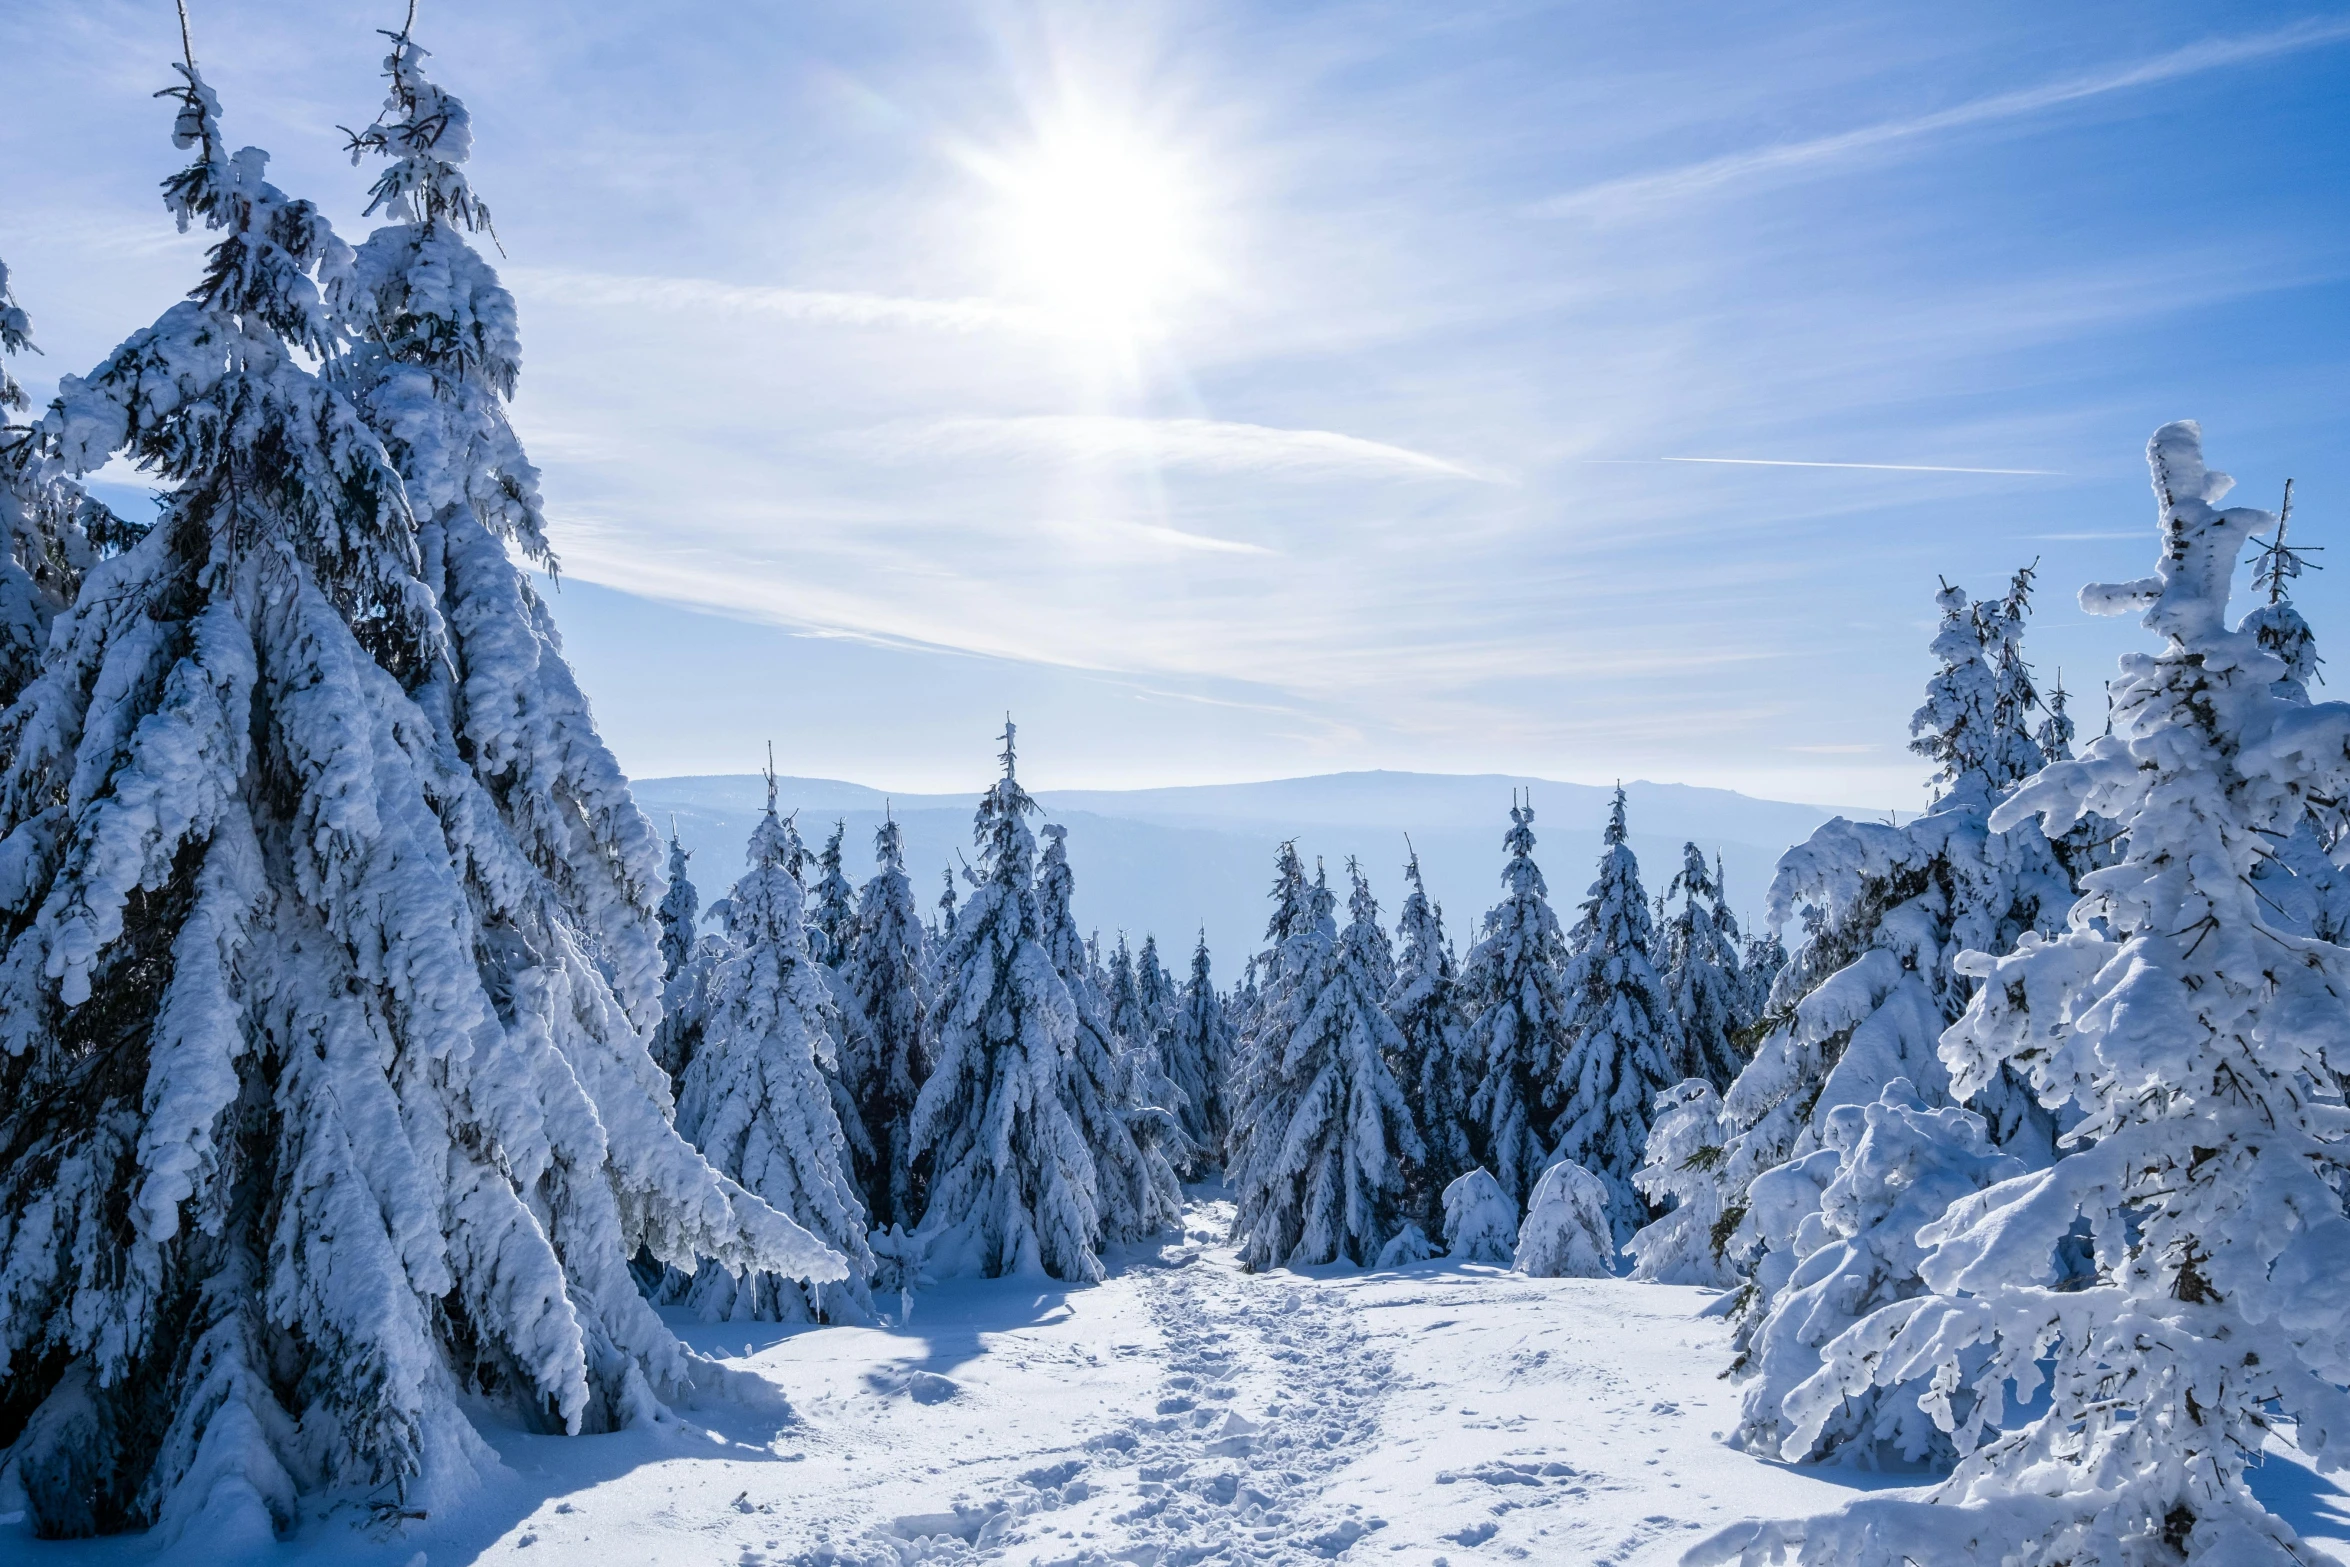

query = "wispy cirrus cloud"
[843,414,1493,482]
[510,267,1058,335]
[1534,17,2350,219]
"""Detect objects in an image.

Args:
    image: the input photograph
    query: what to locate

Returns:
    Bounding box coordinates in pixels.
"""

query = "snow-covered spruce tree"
[1625,1080,1737,1285]
[338,30,681,1023]
[1037,824,1184,1242]
[1695,422,2350,1567]
[1230,861,1422,1269]
[0,62,836,1542]
[1733,1079,2022,1467]
[0,262,134,712]
[1441,1168,1518,1267]
[760,805,876,1219]
[1979,563,2049,792]
[667,778,874,1324]
[1222,840,1311,1195]
[808,819,856,969]
[2239,514,2350,948]
[1460,798,1574,1210]
[1164,933,1233,1168]
[1513,1159,1615,1279]
[1635,573,2072,1296]
[1389,845,1475,1234]
[934,867,958,944]
[2037,670,2078,763]
[1741,922,1788,1022]
[841,810,931,1234]
[1136,933,1178,1058]
[657,824,699,983]
[1663,842,1749,1089]
[1106,932,1144,1047]
[650,824,720,1083]
[2242,481,2320,701]
[909,725,1104,1280]
[1551,787,1682,1243]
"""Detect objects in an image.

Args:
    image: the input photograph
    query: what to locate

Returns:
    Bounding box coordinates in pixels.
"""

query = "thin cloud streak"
[1534,17,2350,217]
[849,415,1493,482]
[511,267,1059,336]
[1661,456,2064,476]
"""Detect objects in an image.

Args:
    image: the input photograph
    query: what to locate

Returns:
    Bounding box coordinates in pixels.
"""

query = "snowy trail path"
[20,1192,2350,1565]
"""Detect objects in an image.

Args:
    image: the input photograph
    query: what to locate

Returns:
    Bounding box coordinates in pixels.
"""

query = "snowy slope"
[8,1193,2344,1565]
[632,772,1848,963]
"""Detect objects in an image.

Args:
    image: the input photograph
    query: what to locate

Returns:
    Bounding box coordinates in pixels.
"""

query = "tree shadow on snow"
[2246,1445,2350,1552]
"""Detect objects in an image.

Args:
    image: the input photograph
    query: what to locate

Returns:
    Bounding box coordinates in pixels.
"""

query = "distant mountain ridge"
[631,770,1853,973]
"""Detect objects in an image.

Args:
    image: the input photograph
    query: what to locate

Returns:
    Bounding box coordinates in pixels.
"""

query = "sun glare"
[979,104,1213,338]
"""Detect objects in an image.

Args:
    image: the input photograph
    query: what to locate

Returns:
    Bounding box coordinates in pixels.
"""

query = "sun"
[977,101,1213,337]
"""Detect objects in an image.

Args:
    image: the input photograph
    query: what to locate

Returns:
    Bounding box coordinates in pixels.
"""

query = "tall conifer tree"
[1037,826,1183,1242]
[909,725,1103,1280]
[1662,842,1747,1089]
[667,773,874,1324]
[0,49,832,1539]
[1461,798,1574,1209]
[841,810,930,1233]
[1390,846,1474,1232]
[808,819,856,969]
[1164,932,1232,1166]
[1552,788,1681,1241]
[1230,862,1421,1268]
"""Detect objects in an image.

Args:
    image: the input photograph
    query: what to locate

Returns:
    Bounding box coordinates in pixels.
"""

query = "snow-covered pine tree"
[808,819,856,968]
[1037,824,1184,1242]
[1696,423,2350,1567]
[650,823,719,1083]
[1732,1079,2021,1466]
[1551,788,1681,1242]
[1136,933,1177,1054]
[1229,957,1262,1052]
[1635,572,2072,1296]
[841,810,930,1234]
[0,261,134,711]
[909,724,1103,1280]
[2234,508,2350,945]
[1979,562,2049,790]
[1625,1080,1737,1285]
[2037,669,2077,762]
[668,773,875,1323]
[750,801,874,1218]
[1222,840,1310,1196]
[1512,1159,1615,1279]
[1662,842,1748,1089]
[657,824,699,983]
[1460,797,1574,1210]
[1106,932,1144,1048]
[1164,932,1232,1167]
[1389,844,1475,1234]
[1740,924,1788,1021]
[0,56,834,1541]
[1230,860,1422,1268]
[1440,1168,1517,1266]
[2240,480,2320,702]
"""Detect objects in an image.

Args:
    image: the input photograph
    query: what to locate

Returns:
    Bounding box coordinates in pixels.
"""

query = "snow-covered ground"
[11,1193,2349,1567]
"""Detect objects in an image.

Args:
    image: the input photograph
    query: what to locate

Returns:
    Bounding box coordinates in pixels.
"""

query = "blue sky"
[4,0,2345,808]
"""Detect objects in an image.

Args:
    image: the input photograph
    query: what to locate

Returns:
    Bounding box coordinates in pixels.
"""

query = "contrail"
[1661,456,2062,476]
[1536,18,2350,216]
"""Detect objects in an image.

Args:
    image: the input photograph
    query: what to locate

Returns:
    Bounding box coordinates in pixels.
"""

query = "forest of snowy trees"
[2,19,2346,1567]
